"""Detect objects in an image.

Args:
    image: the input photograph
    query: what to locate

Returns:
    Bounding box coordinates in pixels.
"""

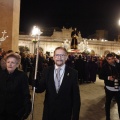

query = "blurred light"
[87,48,91,52]
[118,19,120,26]
[31,26,42,36]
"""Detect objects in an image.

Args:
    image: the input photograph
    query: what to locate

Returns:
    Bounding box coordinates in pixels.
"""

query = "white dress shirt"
[54,64,65,85]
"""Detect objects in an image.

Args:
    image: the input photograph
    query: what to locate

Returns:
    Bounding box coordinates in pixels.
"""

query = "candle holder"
[31,26,42,54]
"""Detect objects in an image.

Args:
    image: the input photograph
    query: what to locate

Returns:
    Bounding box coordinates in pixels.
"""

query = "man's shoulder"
[66,65,78,73]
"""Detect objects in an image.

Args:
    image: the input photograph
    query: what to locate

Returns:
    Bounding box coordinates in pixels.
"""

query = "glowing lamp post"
[31,26,42,54]
[31,26,42,120]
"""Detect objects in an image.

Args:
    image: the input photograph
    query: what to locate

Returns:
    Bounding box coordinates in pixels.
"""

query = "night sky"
[20,0,120,40]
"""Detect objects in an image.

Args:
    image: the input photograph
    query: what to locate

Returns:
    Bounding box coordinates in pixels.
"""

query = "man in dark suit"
[36,47,81,120]
[100,53,120,120]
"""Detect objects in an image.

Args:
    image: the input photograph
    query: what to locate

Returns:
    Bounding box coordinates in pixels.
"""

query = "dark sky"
[20,0,120,40]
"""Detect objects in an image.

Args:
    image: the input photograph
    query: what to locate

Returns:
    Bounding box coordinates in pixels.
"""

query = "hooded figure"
[71,28,78,49]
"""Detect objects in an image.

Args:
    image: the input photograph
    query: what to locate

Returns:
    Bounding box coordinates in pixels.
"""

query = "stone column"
[0,0,20,52]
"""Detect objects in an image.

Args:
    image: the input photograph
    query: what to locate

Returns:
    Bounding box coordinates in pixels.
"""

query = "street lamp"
[31,26,42,120]
[31,26,42,54]
[0,30,8,45]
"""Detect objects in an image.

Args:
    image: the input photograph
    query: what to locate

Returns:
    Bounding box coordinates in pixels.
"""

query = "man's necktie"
[55,68,61,93]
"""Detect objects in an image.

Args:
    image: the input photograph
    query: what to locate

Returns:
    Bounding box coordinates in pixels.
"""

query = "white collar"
[55,64,65,70]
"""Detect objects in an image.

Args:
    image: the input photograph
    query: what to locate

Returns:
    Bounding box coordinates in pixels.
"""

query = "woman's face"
[6,57,19,73]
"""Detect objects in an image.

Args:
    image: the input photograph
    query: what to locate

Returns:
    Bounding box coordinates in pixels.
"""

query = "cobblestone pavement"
[28,77,119,120]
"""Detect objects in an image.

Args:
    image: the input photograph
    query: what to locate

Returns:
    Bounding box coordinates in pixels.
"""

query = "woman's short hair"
[5,52,21,65]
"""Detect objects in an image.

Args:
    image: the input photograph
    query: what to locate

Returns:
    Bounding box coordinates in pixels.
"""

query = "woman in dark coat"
[0,52,31,120]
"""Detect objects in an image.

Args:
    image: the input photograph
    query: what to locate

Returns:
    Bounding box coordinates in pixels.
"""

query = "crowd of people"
[0,48,103,85]
[0,48,99,85]
[0,47,120,120]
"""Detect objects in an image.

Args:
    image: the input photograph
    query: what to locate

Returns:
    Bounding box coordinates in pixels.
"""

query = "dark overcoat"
[0,69,31,119]
[37,65,81,120]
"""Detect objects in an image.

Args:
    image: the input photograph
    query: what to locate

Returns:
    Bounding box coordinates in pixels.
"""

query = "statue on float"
[71,28,78,49]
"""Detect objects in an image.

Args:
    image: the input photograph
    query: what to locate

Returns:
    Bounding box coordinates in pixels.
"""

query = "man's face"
[106,57,115,65]
[53,49,68,67]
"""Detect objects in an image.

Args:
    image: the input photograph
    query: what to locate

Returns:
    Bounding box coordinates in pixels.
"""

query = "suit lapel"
[48,66,57,93]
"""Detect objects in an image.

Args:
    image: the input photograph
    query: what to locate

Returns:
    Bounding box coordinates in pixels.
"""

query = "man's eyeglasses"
[54,54,66,57]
